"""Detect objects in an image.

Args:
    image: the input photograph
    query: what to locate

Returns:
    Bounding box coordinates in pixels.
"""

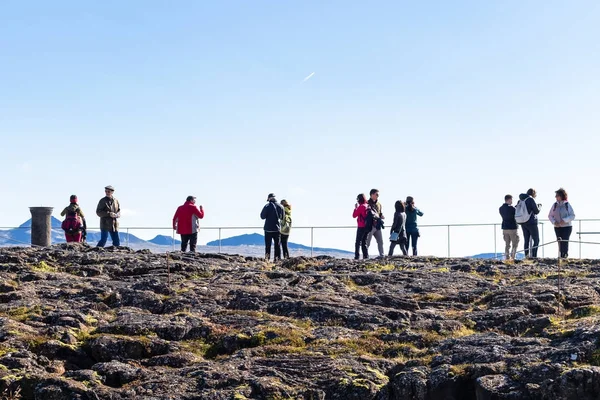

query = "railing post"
[218,228,222,253]
[172,229,175,251]
[579,220,582,259]
[126,228,130,248]
[493,224,497,259]
[447,225,450,258]
[311,227,314,257]
[541,222,545,258]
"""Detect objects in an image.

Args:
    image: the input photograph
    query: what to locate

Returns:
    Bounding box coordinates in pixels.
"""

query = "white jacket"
[548,201,575,227]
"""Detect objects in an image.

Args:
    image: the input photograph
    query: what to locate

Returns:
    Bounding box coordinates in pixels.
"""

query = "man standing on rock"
[260,193,284,262]
[173,196,205,252]
[499,194,519,260]
[366,189,385,258]
[96,185,121,247]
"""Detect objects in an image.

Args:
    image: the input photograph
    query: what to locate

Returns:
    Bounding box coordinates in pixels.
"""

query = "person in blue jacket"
[405,196,424,256]
[260,193,285,262]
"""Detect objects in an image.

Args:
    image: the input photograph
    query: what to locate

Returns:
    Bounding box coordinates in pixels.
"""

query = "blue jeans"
[98,230,120,247]
[406,231,419,255]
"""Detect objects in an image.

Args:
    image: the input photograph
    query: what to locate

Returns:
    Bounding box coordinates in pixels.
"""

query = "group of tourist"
[352,189,424,260]
[499,187,575,260]
[59,187,295,261]
[59,185,120,246]
[58,185,575,261]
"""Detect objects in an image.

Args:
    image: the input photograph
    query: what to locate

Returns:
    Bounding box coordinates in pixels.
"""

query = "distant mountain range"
[0,218,352,257]
[0,217,181,247]
[206,233,353,255]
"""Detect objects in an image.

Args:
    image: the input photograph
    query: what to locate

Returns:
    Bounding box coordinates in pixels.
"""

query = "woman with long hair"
[548,188,575,258]
[405,196,424,256]
[353,193,369,259]
[388,200,408,256]
[280,199,292,259]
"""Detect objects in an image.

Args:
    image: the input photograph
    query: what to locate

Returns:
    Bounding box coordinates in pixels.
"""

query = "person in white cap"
[96,185,121,247]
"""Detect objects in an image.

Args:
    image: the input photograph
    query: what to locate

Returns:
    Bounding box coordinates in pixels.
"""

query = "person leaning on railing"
[548,188,575,258]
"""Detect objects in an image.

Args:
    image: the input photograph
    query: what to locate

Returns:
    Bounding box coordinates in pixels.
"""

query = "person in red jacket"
[172,196,205,252]
[353,193,369,260]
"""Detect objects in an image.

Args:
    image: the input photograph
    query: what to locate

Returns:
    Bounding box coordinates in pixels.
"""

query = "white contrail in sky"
[303,72,315,82]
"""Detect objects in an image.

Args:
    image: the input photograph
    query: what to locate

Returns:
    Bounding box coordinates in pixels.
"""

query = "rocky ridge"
[0,244,600,399]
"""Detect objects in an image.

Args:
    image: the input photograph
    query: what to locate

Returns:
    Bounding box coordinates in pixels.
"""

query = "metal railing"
[4,219,600,259]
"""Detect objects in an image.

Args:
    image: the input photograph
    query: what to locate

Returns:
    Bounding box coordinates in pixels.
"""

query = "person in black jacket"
[260,193,285,262]
[517,188,541,258]
[499,194,519,260]
[388,200,408,256]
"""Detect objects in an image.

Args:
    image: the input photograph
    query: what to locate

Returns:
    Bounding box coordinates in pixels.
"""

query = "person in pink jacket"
[353,193,369,260]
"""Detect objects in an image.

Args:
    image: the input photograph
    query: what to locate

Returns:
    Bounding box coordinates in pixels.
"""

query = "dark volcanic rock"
[1,247,600,398]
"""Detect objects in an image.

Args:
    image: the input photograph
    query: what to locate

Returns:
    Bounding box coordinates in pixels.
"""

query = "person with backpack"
[405,196,424,256]
[515,188,541,258]
[60,195,86,243]
[280,199,292,259]
[548,188,575,258]
[260,193,285,262]
[353,193,369,260]
[388,200,408,256]
[366,189,385,257]
[172,195,205,252]
[499,194,519,260]
[96,185,121,247]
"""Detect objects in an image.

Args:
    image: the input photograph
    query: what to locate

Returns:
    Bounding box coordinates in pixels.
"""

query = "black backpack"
[365,204,380,230]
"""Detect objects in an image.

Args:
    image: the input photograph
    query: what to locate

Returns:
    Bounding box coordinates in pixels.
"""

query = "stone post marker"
[29,207,54,247]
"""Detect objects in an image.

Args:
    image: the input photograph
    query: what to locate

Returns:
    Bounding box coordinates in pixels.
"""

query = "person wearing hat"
[260,193,285,262]
[172,195,205,252]
[60,195,86,243]
[96,185,121,247]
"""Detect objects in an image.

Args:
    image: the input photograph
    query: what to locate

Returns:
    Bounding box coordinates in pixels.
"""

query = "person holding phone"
[173,195,205,252]
[405,196,424,256]
[353,193,369,259]
[517,188,541,258]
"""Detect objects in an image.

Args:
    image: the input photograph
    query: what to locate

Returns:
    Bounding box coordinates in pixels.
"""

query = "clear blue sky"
[2,1,600,256]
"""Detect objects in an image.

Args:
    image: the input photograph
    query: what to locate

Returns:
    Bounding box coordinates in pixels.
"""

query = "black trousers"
[355,227,369,259]
[180,232,198,252]
[265,231,281,261]
[554,226,573,258]
[521,224,540,258]
[281,234,290,259]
